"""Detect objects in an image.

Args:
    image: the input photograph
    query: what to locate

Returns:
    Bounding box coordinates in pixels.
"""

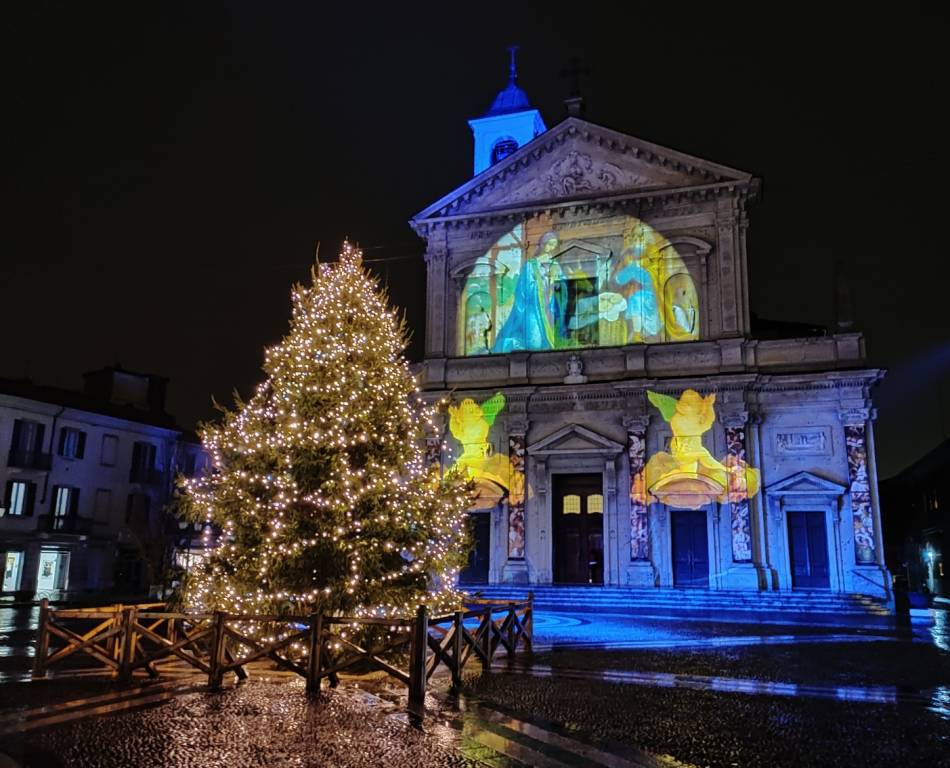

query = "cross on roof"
[507,44,520,84]
[559,56,590,97]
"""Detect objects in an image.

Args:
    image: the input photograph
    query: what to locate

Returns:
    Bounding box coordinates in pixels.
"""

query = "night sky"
[2,4,947,478]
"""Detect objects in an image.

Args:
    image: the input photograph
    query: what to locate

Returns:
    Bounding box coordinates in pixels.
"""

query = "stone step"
[465,586,891,616]
[467,586,883,600]
[468,591,880,606]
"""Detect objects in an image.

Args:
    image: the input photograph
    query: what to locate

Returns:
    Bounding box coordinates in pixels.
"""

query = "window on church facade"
[490,138,519,165]
[563,276,599,346]
[457,217,700,355]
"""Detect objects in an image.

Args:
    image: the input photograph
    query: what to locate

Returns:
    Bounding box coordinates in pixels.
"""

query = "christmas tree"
[178,242,471,618]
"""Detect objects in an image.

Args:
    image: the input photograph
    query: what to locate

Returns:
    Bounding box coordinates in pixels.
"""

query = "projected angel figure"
[642,389,760,509]
[493,232,568,352]
[447,392,524,503]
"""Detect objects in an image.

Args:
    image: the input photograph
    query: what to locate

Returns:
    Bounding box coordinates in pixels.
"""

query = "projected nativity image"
[458,216,699,356]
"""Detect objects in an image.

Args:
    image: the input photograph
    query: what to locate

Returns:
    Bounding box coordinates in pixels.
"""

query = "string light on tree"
[177,241,472,621]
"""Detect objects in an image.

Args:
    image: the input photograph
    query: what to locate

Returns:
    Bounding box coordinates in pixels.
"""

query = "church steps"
[463,585,891,618]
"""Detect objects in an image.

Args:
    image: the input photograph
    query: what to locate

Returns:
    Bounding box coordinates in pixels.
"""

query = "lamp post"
[925,546,936,595]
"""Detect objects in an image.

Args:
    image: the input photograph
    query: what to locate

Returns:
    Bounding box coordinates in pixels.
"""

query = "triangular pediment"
[413,117,754,223]
[768,471,847,497]
[528,423,624,457]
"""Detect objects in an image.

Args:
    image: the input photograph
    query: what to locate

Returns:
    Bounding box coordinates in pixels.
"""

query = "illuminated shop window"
[587,494,603,514]
[563,494,581,514]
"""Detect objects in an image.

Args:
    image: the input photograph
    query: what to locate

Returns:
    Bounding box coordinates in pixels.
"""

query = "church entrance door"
[671,510,709,587]
[459,513,490,584]
[788,511,830,588]
[553,474,604,584]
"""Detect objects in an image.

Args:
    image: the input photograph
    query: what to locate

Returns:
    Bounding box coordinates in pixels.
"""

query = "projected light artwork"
[458,216,699,356]
[640,389,760,511]
[446,392,527,557]
[447,392,522,504]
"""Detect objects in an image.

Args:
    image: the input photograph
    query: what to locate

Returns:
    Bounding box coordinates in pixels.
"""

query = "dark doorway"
[671,510,709,587]
[459,513,490,584]
[788,511,830,588]
[553,474,604,584]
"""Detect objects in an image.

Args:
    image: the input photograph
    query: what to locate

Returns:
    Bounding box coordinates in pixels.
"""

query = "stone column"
[501,412,530,585]
[722,413,753,564]
[623,414,655,587]
[721,410,760,591]
[865,412,887,569]
[716,198,740,336]
[535,458,550,582]
[421,396,445,474]
[624,416,650,561]
[605,457,618,585]
[425,435,442,473]
[840,408,875,566]
[423,233,448,359]
[506,428,527,560]
[746,409,774,589]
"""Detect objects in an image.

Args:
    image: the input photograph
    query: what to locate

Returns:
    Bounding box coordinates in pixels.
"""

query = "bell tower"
[468,46,547,176]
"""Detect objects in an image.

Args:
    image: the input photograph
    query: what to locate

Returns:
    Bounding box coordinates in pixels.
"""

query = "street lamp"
[924,546,936,594]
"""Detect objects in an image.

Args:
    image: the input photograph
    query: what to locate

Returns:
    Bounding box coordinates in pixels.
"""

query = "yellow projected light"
[447,392,524,507]
[642,389,760,510]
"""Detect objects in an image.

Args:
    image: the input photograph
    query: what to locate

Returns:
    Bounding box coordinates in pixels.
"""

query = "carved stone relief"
[773,427,832,457]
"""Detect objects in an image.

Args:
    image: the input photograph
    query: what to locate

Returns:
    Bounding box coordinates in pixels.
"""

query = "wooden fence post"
[525,590,534,654]
[450,610,463,690]
[480,607,491,670]
[306,611,323,695]
[208,610,227,689]
[408,604,428,719]
[31,598,50,678]
[106,604,121,662]
[118,606,137,684]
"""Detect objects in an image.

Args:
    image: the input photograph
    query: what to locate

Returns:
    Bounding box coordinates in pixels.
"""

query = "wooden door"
[553,474,604,584]
[671,510,709,587]
[788,511,830,588]
[459,513,491,584]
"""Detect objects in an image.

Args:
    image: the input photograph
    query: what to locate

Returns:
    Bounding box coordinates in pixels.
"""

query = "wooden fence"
[32,594,533,718]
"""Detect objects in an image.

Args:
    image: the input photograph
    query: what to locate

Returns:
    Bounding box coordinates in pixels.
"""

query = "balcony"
[129,466,164,485]
[38,515,94,535]
[7,449,52,470]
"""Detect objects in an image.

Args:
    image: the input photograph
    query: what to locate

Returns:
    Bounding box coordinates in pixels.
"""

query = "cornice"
[411,179,754,235]
[425,368,885,400]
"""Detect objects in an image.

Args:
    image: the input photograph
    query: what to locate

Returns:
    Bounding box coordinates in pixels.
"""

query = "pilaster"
[502,410,529,583]
[623,414,654,586]
[746,408,775,590]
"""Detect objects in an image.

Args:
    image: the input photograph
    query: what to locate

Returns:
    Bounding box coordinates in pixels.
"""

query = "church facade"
[411,75,890,601]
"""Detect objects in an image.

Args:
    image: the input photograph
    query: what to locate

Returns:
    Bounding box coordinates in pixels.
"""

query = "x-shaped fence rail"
[31,594,533,719]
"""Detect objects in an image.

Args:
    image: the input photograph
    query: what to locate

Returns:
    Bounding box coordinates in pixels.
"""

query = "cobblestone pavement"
[1,607,948,767]
[1,681,528,768]
[465,610,950,768]
[466,670,950,768]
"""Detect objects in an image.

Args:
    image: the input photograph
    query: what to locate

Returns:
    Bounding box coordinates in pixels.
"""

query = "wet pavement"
[0,606,948,767]
[2,680,522,768]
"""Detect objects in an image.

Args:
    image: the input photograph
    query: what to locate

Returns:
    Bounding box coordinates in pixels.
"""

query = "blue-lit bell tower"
[468,46,547,176]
